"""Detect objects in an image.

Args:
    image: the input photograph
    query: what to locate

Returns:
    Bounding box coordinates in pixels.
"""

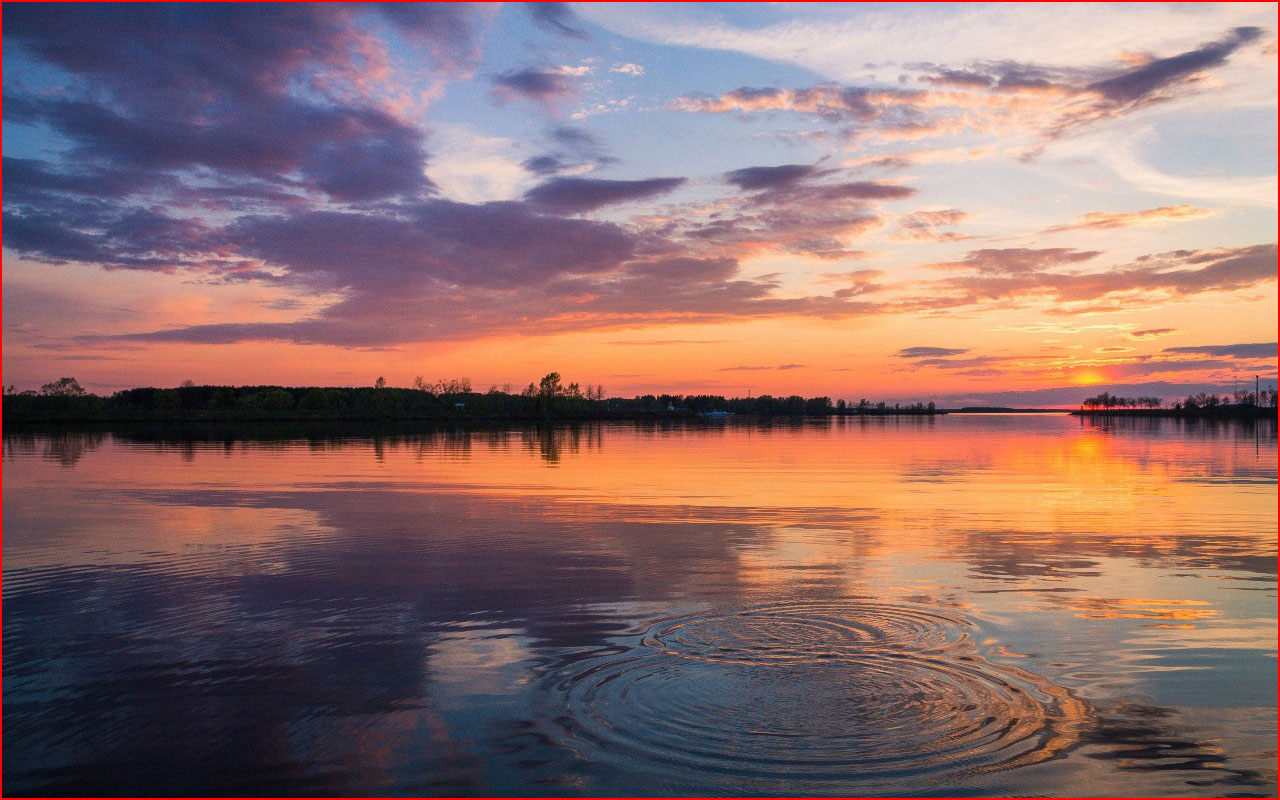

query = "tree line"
[3,374,946,423]
[1080,388,1278,415]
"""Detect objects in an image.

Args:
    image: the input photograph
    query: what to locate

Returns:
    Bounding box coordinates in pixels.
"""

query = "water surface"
[4,415,1276,796]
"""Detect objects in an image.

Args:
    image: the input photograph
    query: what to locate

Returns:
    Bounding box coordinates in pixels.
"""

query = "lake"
[3,414,1276,796]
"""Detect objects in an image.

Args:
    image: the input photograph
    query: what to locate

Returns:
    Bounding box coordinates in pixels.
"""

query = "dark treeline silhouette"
[3,374,946,424]
[1075,389,1278,419]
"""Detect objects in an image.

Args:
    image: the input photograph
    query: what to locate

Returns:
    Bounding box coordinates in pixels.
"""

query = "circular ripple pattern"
[557,601,1086,786]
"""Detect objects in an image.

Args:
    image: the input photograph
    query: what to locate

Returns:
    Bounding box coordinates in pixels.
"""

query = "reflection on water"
[3,416,1275,796]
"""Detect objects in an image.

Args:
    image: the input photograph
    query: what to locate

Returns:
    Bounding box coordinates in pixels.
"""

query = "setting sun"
[1072,369,1110,386]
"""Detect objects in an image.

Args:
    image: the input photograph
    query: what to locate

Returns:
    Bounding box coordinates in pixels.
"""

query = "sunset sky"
[3,2,1276,405]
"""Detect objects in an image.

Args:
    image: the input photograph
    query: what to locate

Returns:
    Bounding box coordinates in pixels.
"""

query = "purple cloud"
[524,177,687,213]
[1162,342,1277,359]
[723,164,822,190]
[227,201,639,291]
[929,244,1277,309]
[1087,27,1263,103]
[376,3,488,72]
[526,3,589,40]
[896,347,970,358]
[3,4,446,202]
[492,69,577,105]
[927,248,1102,274]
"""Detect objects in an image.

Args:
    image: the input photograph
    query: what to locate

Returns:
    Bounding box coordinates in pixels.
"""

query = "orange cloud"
[1043,205,1212,234]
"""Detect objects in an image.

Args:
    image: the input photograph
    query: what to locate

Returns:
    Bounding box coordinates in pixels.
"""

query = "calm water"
[3,415,1276,796]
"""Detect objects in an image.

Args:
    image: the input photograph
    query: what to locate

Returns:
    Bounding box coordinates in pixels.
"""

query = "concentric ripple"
[555,601,1089,786]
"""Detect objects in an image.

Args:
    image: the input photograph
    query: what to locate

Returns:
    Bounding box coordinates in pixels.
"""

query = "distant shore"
[2,381,946,426]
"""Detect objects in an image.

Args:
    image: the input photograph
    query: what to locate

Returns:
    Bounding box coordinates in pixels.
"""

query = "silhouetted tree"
[538,372,564,397]
[40,377,87,397]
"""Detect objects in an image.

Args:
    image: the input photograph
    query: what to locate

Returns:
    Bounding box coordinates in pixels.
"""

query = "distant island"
[4,374,947,425]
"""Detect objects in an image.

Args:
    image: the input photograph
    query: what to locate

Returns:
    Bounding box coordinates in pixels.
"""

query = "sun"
[1071,369,1108,386]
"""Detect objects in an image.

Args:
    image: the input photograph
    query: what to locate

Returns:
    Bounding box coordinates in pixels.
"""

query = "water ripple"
[554,601,1089,785]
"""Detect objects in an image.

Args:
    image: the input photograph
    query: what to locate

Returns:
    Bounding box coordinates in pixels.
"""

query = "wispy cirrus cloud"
[719,363,807,372]
[526,3,589,40]
[1042,205,1212,234]
[669,25,1268,156]
[1129,328,1181,339]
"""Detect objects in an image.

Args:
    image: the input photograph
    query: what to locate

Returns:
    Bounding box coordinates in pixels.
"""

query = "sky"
[2,2,1276,405]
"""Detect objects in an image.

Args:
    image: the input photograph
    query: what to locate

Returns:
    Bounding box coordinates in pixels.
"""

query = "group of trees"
[1174,390,1279,410]
[520,372,605,401]
[1082,393,1163,410]
[1081,388,1279,414]
[412,376,472,394]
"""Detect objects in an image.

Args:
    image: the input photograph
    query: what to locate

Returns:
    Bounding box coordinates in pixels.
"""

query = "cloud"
[376,3,490,73]
[1086,27,1263,103]
[896,347,970,358]
[550,126,604,150]
[520,126,617,177]
[5,6,1270,360]
[678,205,885,261]
[608,339,730,346]
[844,146,994,172]
[671,163,911,260]
[1129,328,1181,339]
[668,24,1268,155]
[930,244,1277,309]
[718,364,806,372]
[724,164,823,190]
[1043,205,1212,234]
[491,69,577,105]
[913,357,1003,369]
[610,63,645,76]
[1,5,454,202]
[926,248,1101,274]
[1035,28,1267,147]
[1162,342,1277,359]
[224,201,638,290]
[578,3,1271,85]
[672,85,937,132]
[87,226,888,347]
[553,64,594,77]
[526,3,590,40]
[826,269,884,298]
[524,176,687,213]
[894,208,969,241]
